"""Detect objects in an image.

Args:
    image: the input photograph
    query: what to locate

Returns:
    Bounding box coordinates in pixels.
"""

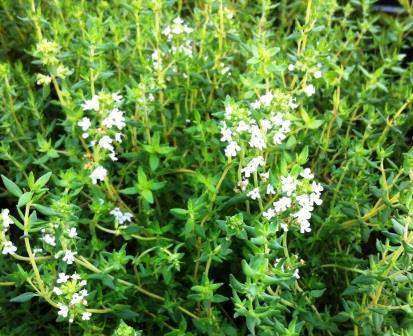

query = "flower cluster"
[41,228,56,246]
[34,39,72,84]
[274,256,305,280]
[54,272,91,322]
[40,221,79,264]
[77,92,127,184]
[220,91,295,159]
[162,17,193,41]
[110,207,133,229]
[151,17,194,70]
[221,92,297,204]
[1,209,16,255]
[287,61,324,97]
[219,92,323,234]
[262,168,323,233]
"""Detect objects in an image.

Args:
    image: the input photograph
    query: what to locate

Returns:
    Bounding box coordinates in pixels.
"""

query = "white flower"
[151,50,162,69]
[53,287,63,295]
[238,179,248,192]
[242,156,265,178]
[57,272,70,284]
[304,84,315,97]
[281,175,297,196]
[293,207,312,221]
[273,196,292,213]
[271,113,284,126]
[263,208,275,220]
[259,92,274,107]
[300,168,314,179]
[102,108,126,130]
[273,131,287,145]
[58,304,69,318]
[79,289,88,298]
[314,70,322,79]
[236,121,250,133]
[292,207,312,233]
[296,194,314,211]
[249,124,266,150]
[90,166,107,184]
[280,119,291,133]
[288,64,295,72]
[110,208,134,225]
[77,117,91,131]
[33,247,43,254]
[109,152,118,162]
[224,104,232,119]
[261,119,272,131]
[70,293,83,305]
[299,219,312,233]
[114,133,123,142]
[247,187,260,200]
[68,227,77,238]
[220,124,232,142]
[82,96,99,111]
[2,241,17,255]
[289,98,299,109]
[311,181,324,195]
[260,171,269,181]
[162,26,171,38]
[310,192,323,206]
[62,250,76,264]
[280,222,288,231]
[98,136,114,152]
[293,269,300,279]
[271,115,290,145]
[82,312,92,321]
[266,184,276,195]
[42,233,56,246]
[1,209,13,230]
[82,132,89,139]
[224,141,241,157]
[251,100,261,109]
[112,92,123,104]
[71,273,81,281]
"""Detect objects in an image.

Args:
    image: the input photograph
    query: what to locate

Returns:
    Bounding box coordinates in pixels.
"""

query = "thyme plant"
[0,0,412,335]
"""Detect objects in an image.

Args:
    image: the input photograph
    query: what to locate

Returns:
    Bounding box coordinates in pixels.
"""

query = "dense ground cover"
[0,0,413,335]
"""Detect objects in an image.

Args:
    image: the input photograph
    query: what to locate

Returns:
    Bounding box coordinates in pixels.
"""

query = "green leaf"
[307,119,324,129]
[151,181,166,191]
[392,218,405,235]
[137,167,147,184]
[310,288,326,298]
[298,146,309,165]
[10,292,38,303]
[112,320,142,336]
[141,189,153,204]
[27,172,35,190]
[1,175,23,197]
[33,204,59,216]
[89,273,115,289]
[149,154,159,171]
[120,187,139,195]
[34,172,52,189]
[170,208,188,219]
[17,192,33,208]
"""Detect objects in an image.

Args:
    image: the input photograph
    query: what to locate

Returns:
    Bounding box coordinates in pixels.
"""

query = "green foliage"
[0,0,412,335]
[112,320,142,336]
